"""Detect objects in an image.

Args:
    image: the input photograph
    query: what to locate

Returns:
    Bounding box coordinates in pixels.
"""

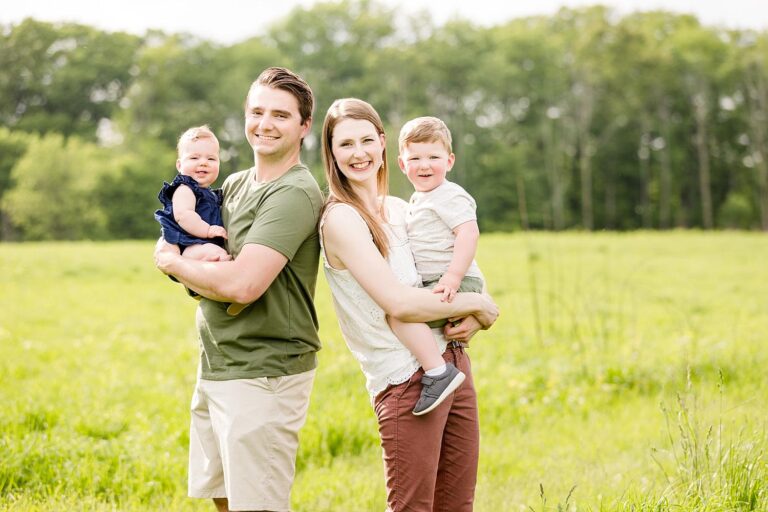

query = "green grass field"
[1,232,767,511]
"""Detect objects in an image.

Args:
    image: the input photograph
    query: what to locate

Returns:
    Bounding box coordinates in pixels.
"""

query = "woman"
[319,98,499,511]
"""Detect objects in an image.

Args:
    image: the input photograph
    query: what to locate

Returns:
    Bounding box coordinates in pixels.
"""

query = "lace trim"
[368,360,422,403]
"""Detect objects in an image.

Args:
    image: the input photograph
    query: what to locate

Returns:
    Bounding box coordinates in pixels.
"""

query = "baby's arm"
[172,185,227,239]
[434,220,480,301]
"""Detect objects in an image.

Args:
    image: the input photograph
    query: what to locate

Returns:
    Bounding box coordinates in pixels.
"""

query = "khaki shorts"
[188,369,316,511]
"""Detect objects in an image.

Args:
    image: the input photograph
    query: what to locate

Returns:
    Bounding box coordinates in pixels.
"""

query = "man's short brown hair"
[246,67,314,125]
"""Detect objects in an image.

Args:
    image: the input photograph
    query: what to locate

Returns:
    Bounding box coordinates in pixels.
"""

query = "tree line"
[1,0,767,240]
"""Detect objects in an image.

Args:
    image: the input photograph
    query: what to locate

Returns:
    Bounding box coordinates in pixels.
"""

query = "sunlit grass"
[1,232,766,511]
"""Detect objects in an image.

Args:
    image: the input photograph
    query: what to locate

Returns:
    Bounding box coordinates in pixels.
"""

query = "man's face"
[244,85,310,160]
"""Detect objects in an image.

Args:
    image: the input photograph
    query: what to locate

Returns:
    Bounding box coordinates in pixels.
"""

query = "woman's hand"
[474,293,499,329]
[443,315,483,344]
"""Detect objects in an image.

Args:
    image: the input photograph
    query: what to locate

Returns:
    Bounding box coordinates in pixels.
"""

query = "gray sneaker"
[412,363,466,416]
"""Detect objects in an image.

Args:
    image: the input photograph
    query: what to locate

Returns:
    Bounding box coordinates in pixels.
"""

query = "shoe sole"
[412,371,466,416]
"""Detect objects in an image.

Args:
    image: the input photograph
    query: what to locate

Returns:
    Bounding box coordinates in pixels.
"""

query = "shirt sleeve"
[432,185,477,230]
[243,184,320,260]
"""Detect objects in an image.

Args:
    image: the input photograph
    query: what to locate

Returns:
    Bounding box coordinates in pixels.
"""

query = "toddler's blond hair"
[398,116,452,153]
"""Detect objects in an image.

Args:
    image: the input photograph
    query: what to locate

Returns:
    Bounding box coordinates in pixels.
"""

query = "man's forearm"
[166,255,239,302]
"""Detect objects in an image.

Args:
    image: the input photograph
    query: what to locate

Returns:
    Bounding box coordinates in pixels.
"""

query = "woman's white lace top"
[319,197,448,401]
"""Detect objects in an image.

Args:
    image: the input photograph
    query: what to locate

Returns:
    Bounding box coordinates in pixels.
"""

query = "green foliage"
[648,376,768,511]
[0,18,141,140]
[2,2,768,239]
[718,192,755,229]
[1,134,116,240]
[97,139,177,240]
[0,128,30,196]
[116,34,228,147]
[0,233,766,510]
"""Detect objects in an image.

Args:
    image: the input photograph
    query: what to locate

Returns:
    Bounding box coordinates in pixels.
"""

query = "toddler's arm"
[172,185,227,239]
[434,220,480,302]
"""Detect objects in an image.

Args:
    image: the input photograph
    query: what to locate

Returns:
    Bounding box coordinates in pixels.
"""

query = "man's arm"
[155,240,287,303]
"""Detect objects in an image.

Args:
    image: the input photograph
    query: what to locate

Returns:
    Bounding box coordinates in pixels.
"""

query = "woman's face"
[331,118,385,187]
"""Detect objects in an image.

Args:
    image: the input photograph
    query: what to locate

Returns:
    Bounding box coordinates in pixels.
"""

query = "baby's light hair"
[177,125,218,156]
[398,116,453,153]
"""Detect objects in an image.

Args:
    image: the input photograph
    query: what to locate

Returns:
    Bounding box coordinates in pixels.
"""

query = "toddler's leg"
[386,316,465,416]
[387,317,445,372]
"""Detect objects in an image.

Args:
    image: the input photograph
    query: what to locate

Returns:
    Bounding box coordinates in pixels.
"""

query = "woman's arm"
[322,207,498,327]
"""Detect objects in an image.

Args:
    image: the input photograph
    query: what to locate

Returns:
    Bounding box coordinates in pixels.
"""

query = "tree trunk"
[579,142,594,230]
[516,172,529,230]
[658,98,673,229]
[605,180,616,229]
[638,121,652,228]
[543,119,565,230]
[576,82,595,230]
[746,64,768,231]
[692,91,714,229]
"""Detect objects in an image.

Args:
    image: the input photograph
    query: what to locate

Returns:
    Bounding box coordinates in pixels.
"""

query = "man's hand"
[434,272,462,302]
[154,239,181,275]
[443,315,483,344]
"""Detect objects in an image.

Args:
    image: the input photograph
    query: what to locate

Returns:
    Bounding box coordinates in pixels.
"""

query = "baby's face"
[398,141,454,193]
[176,138,220,188]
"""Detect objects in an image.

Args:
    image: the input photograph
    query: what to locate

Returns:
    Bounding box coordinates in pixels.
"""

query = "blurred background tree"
[1,0,767,240]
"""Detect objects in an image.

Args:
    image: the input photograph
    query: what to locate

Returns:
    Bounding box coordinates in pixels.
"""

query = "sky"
[2,0,767,44]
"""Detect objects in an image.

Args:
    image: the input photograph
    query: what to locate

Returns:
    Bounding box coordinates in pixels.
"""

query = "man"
[155,67,323,512]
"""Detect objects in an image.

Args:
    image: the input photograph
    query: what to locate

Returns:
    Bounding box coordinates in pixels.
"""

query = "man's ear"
[301,117,313,138]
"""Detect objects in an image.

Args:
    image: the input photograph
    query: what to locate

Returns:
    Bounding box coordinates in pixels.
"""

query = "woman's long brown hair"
[321,98,390,259]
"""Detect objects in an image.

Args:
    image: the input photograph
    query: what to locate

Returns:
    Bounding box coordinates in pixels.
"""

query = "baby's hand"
[207,225,228,239]
[434,273,462,302]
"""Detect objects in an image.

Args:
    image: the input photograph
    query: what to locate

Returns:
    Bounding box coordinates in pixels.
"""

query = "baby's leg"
[387,316,445,371]
[182,243,231,261]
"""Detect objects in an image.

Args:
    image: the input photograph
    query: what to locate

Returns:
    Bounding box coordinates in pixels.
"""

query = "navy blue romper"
[154,174,225,251]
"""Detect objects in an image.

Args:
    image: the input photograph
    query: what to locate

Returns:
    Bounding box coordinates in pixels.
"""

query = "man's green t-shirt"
[196,164,324,380]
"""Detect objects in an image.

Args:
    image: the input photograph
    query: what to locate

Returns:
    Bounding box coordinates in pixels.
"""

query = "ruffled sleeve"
[157,174,201,207]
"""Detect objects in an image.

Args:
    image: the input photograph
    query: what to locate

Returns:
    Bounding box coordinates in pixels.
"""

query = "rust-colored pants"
[374,342,479,512]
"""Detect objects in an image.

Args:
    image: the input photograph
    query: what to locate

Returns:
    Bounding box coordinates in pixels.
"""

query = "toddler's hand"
[434,273,462,302]
[208,225,228,239]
